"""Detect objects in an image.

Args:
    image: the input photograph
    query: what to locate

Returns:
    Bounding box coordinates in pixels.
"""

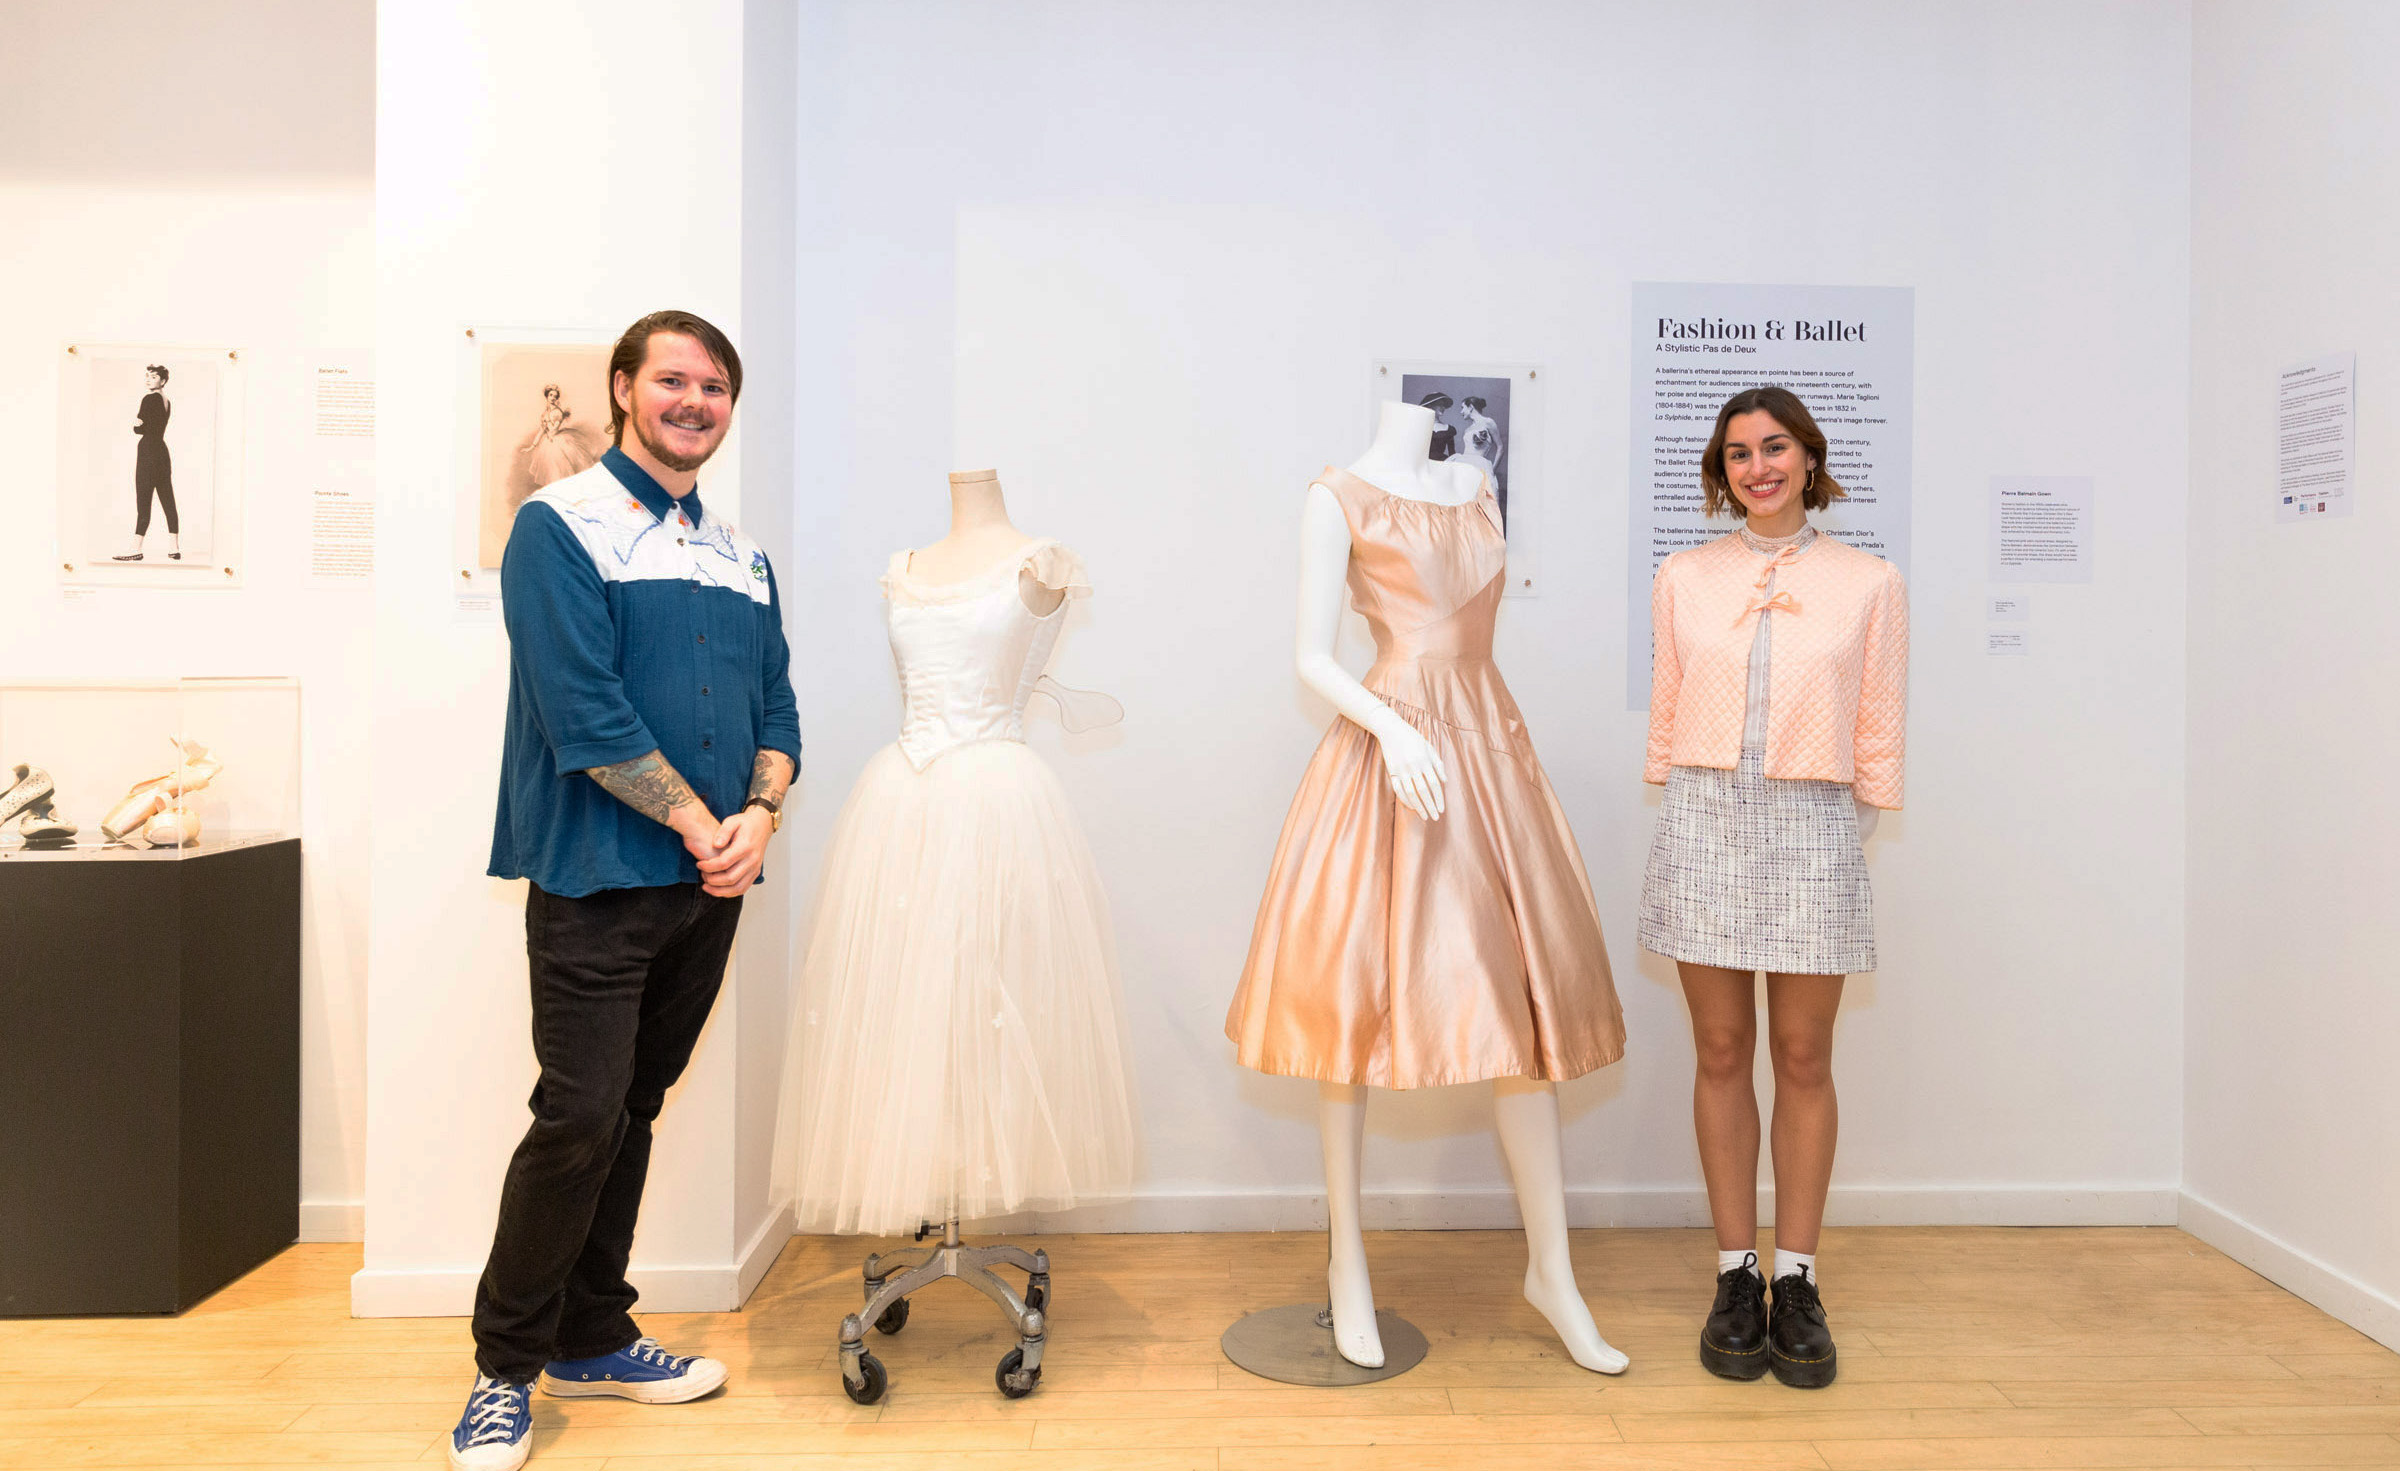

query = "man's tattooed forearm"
[749,749,794,804]
[588,751,702,828]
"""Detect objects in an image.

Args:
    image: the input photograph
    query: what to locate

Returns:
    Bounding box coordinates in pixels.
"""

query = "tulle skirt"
[526,425,605,488]
[776,739,1140,1235]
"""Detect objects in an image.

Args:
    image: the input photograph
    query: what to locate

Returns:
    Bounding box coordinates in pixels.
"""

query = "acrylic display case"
[0,677,300,1314]
[0,676,298,859]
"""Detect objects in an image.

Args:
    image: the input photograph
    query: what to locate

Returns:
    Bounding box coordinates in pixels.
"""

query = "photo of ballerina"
[57,344,236,582]
[474,339,613,569]
[1397,370,1514,527]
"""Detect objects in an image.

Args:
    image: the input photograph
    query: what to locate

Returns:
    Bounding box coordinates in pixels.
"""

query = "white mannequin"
[1293,401,1627,1375]
[907,468,1063,616]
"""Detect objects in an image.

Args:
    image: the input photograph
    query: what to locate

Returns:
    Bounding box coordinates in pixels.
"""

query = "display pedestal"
[0,838,301,1315]
[1221,1304,1429,1385]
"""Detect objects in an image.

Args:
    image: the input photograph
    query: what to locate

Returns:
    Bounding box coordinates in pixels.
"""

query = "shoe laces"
[624,1337,690,1371]
[462,1375,527,1447]
[1774,1264,1824,1318]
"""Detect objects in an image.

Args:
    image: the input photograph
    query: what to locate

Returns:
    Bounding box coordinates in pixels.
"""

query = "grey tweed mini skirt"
[1638,748,1875,976]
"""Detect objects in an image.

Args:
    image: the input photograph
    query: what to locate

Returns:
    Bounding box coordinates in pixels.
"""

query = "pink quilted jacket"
[1644,532,1909,809]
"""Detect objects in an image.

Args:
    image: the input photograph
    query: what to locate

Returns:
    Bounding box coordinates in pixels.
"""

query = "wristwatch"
[741,794,783,832]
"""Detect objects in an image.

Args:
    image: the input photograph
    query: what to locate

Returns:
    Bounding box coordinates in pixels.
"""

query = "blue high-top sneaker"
[538,1336,727,1403]
[448,1374,532,1471]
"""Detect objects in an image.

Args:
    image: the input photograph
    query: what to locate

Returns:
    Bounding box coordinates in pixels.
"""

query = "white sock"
[1773,1249,1816,1284]
[1718,1248,1762,1279]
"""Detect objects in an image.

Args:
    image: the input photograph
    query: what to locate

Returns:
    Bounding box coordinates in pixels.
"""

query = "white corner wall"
[776,0,2192,1230]
[2183,0,2400,1351]
[358,0,790,1315]
[0,1,375,1243]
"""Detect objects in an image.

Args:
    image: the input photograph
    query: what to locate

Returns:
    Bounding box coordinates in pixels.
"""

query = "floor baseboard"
[2179,1190,2400,1353]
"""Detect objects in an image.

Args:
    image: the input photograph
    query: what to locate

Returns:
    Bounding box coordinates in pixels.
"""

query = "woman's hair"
[144,364,169,384]
[1463,396,1487,413]
[542,383,561,399]
[1699,384,1844,516]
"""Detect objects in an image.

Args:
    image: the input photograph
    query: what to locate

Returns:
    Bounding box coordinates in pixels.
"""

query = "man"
[450,310,799,1471]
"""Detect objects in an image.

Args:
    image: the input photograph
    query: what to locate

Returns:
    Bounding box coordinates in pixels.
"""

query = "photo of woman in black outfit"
[113,364,179,562]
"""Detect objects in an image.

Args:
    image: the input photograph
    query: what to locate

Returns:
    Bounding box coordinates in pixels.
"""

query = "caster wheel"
[1025,1277,1049,1314]
[844,1352,888,1405]
[874,1297,910,1334]
[995,1346,1040,1399]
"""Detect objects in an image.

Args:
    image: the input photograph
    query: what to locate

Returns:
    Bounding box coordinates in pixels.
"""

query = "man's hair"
[607,310,742,442]
[145,364,169,384]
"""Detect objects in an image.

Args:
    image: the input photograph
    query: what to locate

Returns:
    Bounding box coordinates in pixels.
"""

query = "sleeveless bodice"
[882,539,1087,770]
[1324,467,1530,756]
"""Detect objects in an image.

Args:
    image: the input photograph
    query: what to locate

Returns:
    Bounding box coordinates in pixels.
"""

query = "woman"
[518,382,606,492]
[1639,385,1906,1389]
[114,364,178,562]
[1457,395,1503,487]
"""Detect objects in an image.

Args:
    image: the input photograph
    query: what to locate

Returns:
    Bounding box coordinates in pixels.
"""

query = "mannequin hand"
[1367,713,1447,822]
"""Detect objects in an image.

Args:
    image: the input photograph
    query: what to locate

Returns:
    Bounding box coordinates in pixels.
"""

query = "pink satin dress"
[1226,468,1626,1089]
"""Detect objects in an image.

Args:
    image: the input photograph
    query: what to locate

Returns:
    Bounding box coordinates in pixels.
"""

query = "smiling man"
[454,311,799,1471]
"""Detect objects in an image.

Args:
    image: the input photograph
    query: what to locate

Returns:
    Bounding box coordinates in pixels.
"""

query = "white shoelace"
[625,1337,688,1371]
[463,1376,525,1446]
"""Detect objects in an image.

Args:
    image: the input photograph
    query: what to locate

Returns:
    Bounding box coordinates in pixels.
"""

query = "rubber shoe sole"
[445,1433,528,1471]
[1699,1332,1770,1381]
[1769,1342,1837,1388]
[538,1357,726,1404]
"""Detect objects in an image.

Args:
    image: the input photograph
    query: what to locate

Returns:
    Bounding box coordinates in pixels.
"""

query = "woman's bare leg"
[1679,962,1762,1250]
[1762,972,1845,1254]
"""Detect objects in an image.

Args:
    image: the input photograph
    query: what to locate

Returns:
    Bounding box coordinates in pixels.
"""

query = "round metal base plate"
[1220,1304,1429,1385]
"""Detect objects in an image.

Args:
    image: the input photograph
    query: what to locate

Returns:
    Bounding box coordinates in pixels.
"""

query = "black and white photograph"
[1400,371,1513,525]
[474,338,614,569]
[56,343,241,584]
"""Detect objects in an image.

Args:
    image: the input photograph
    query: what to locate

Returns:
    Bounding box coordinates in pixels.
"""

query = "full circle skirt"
[776,739,1140,1235]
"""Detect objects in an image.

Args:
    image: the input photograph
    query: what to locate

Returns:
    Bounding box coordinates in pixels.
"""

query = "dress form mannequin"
[1293,401,1627,1375]
[908,468,1063,616]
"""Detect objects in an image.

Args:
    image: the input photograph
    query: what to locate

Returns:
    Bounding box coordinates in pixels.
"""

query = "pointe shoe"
[0,764,56,827]
[166,535,182,562]
[101,738,222,844]
[143,803,201,848]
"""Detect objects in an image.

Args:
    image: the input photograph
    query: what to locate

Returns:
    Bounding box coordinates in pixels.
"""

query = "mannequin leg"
[1492,1077,1628,1374]
[1762,973,1845,1255]
[1679,963,1763,1250]
[1317,1081,1383,1367]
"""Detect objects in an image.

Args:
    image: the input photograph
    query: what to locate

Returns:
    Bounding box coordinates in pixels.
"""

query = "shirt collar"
[602,445,703,527]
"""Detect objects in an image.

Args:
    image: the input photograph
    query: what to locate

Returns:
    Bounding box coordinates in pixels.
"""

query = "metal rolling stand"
[838,1217,1050,1404]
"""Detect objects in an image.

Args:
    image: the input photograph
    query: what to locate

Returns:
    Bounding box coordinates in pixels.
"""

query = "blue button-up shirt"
[489,448,801,897]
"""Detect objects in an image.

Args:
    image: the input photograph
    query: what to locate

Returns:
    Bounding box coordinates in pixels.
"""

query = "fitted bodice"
[882,539,1089,770]
[1320,467,1531,756]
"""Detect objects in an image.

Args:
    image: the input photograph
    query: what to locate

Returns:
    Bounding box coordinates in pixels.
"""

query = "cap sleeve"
[1022,540,1092,598]
[876,548,912,600]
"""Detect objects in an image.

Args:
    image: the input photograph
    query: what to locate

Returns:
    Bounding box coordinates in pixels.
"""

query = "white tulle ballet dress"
[778,539,1140,1235]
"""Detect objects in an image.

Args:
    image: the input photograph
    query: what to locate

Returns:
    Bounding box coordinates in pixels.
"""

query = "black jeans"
[471,881,743,1383]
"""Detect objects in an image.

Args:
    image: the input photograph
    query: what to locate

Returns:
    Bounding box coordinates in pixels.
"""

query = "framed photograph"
[455,327,616,587]
[1370,359,1543,596]
[56,343,246,588]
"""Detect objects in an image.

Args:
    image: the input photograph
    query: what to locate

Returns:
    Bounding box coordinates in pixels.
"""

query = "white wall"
[778,0,2192,1229]
[0,2,375,1241]
[2183,0,2400,1351]
[358,0,791,1314]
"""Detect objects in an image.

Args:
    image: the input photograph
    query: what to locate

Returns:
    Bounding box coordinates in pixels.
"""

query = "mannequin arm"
[1295,483,1447,821]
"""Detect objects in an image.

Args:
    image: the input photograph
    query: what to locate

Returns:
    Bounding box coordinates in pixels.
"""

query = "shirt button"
[701,686,711,696]
[697,633,707,643]
[677,538,686,546]
[702,739,713,750]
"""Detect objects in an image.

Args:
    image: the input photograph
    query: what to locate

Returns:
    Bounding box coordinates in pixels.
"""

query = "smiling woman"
[1638,382,1909,1391]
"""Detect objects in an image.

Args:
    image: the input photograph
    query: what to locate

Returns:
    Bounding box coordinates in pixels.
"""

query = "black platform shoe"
[1768,1267,1837,1387]
[1699,1255,1769,1380]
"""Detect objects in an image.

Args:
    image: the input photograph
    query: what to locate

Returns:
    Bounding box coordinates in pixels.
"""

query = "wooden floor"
[6,1227,2398,1469]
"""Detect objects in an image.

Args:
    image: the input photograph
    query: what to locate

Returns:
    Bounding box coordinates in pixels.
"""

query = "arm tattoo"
[749,749,795,805]
[587,750,703,828]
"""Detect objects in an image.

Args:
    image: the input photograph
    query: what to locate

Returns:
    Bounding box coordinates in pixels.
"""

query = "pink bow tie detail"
[1737,589,1798,626]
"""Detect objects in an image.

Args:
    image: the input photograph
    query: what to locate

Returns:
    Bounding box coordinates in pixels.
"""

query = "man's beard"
[632,412,719,473]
